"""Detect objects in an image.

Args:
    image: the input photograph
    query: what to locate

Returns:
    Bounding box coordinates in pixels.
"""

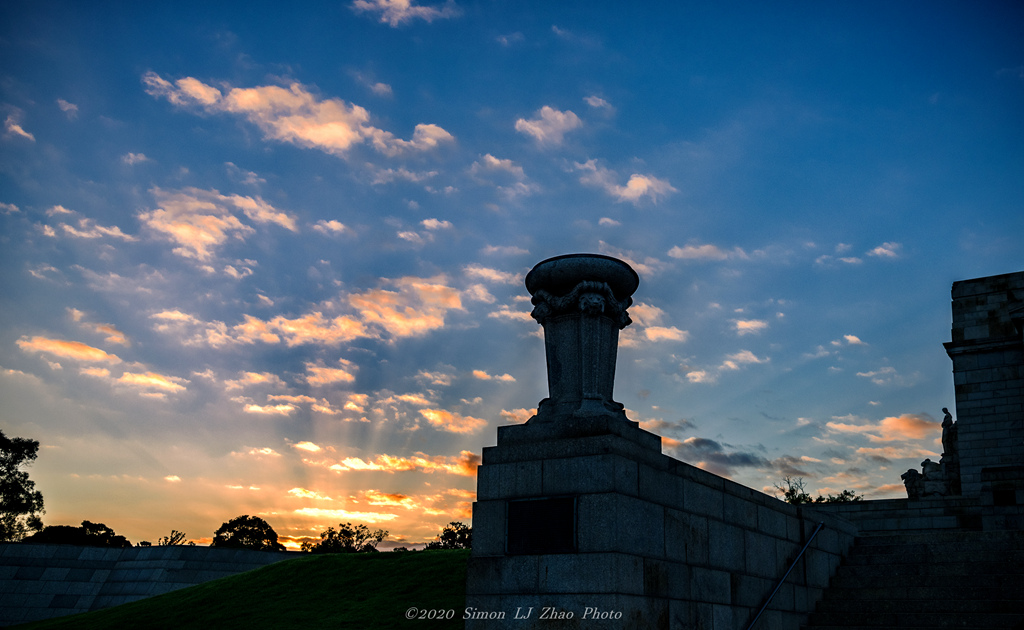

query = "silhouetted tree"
[24,520,131,547]
[210,515,285,551]
[0,429,45,541]
[775,477,864,505]
[157,529,193,546]
[301,522,387,553]
[815,489,864,503]
[424,521,472,550]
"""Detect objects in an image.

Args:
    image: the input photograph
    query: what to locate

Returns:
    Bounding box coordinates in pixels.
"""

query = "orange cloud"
[291,508,398,523]
[419,409,487,434]
[224,371,286,390]
[18,336,122,363]
[500,408,534,424]
[143,72,453,158]
[348,276,463,338]
[288,487,332,500]
[243,403,296,415]
[328,451,479,477]
[305,360,357,385]
[362,490,420,509]
[644,326,688,342]
[139,186,296,262]
[118,371,188,393]
[471,369,515,382]
[263,313,366,346]
[733,320,768,335]
[827,413,939,443]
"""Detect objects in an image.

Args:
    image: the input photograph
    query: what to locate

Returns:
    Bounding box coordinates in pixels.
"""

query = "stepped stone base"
[802,529,1024,629]
[468,418,857,630]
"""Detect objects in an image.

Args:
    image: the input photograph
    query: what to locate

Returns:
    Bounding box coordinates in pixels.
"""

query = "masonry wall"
[466,419,857,630]
[944,271,1024,497]
[0,543,296,626]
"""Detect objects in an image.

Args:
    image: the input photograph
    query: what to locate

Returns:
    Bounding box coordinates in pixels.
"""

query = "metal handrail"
[745,521,825,630]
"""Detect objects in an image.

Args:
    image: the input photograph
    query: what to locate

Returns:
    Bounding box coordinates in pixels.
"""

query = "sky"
[1,1,1022,549]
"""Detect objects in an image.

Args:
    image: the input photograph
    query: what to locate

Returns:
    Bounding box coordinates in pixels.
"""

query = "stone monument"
[466,253,855,630]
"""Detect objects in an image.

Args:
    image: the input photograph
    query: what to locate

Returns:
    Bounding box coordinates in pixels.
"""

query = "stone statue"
[920,459,946,496]
[939,407,961,495]
[941,407,957,458]
[901,407,961,498]
[901,468,923,498]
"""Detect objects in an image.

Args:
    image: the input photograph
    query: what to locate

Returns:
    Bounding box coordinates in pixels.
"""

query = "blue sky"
[2,1,1022,548]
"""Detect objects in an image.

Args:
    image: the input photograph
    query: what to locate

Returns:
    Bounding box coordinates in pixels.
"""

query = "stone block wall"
[943,271,1024,498]
[0,543,296,626]
[466,420,857,630]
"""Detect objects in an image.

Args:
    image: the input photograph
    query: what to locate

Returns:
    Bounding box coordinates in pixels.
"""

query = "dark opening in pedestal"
[506,496,576,554]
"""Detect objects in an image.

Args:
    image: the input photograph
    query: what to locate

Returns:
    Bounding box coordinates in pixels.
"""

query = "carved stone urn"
[525,253,639,423]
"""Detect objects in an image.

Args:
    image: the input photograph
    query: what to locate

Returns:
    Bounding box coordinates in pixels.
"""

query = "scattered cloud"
[663,436,770,477]
[856,365,917,386]
[867,242,902,259]
[4,111,34,141]
[139,186,296,261]
[350,0,461,27]
[464,264,518,284]
[500,408,534,424]
[720,350,769,371]
[243,403,297,415]
[312,220,352,236]
[470,153,526,179]
[575,160,676,205]
[305,360,358,385]
[56,98,79,118]
[733,319,768,336]
[17,336,121,363]
[122,152,150,165]
[118,371,188,394]
[481,245,529,256]
[667,243,748,261]
[644,326,688,342]
[327,450,479,476]
[421,218,452,230]
[496,32,524,46]
[583,95,614,112]
[419,408,487,433]
[826,413,938,442]
[58,217,136,241]
[143,72,454,158]
[292,507,397,523]
[515,106,581,146]
[224,371,287,390]
[471,369,515,382]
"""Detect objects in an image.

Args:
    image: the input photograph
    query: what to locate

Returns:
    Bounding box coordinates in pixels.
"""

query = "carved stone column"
[525,253,639,423]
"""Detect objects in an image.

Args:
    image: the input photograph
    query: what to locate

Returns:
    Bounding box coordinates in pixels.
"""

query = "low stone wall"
[813,494,1024,534]
[810,497,979,534]
[0,543,297,626]
[467,418,858,630]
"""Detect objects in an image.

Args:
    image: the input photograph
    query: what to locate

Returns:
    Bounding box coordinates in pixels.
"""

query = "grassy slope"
[18,549,471,630]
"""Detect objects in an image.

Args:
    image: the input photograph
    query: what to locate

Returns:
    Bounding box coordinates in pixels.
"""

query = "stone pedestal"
[466,254,855,630]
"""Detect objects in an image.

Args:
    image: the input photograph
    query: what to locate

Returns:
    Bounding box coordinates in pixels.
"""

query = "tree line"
[1,428,470,552]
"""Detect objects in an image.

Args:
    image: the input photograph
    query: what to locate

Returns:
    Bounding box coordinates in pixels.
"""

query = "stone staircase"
[803,529,1024,630]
